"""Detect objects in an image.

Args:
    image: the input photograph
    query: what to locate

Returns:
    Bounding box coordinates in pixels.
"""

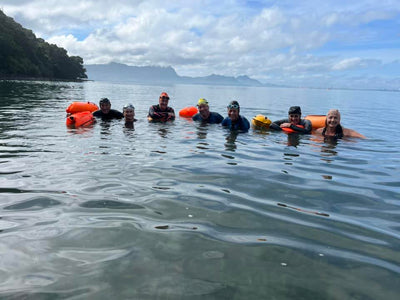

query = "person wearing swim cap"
[315,109,365,139]
[221,100,250,132]
[270,106,312,133]
[192,98,223,124]
[148,92,175,122]
[93,98,124,120]
[122,104,137,128]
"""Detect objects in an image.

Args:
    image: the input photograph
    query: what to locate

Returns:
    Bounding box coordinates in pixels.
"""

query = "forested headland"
[0,10,87,81]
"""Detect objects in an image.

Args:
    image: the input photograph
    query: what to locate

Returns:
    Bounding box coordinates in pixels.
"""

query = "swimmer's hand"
[280,123,292,128]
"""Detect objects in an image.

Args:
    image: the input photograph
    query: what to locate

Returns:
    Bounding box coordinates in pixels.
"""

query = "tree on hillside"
[0,10,87,80]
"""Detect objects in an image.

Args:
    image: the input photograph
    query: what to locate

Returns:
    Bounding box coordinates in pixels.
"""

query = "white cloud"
[2,0,400,89]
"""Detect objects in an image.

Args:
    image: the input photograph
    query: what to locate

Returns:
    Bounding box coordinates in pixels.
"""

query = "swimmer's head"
[327,109,340,119]
[288,106,301,115]
[123,103,135,112]
[197,98,208,107]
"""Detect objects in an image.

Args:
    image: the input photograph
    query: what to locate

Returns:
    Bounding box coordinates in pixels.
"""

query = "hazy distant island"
[85,62,279,87]
[0,10,86,81]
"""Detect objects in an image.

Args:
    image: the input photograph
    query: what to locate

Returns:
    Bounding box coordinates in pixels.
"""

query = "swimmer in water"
[270,106,312,133]
[315,109,365,139]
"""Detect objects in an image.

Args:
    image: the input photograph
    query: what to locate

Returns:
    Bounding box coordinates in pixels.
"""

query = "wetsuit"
[148,105,175,121]
[221,116,250,132]
[192,112,224,124]
[322,125,343,139]
[93,109,124,120]
[270,118,312,133]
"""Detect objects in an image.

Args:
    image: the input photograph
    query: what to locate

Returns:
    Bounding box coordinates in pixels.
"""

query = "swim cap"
[160,92,169,99]
[227,100,240,109]
[288,106,301,114]
[197,98,208,106]
[99,97,110,105]
[123,104,135,111]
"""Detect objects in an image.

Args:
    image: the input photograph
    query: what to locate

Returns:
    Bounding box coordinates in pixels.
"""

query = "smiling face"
[100,102,111,114]
[289,114,301,125]
[326,109,341,128]
[228,108,239,122]
[198,104,210,119]
[159,96,169,110]
[123,108,135,122]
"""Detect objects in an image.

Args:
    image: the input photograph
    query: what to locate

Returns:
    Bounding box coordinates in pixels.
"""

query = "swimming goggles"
[227,104,239,109]
[123,104,135,110]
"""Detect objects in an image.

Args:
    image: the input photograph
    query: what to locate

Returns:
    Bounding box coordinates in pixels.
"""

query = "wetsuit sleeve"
[215,113,224,124]
[149,105,165,119]
[241,117,250,132]
[148,105,156,118]
[112,110,124,119]
[270,119,286,131]
[192,113,201,121]
[221,118,230,127]
[291,119,312,133]
[167,108,175,121]
[92,110,102,117]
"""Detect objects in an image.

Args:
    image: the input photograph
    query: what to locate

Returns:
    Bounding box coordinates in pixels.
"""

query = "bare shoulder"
[343,128,366,139]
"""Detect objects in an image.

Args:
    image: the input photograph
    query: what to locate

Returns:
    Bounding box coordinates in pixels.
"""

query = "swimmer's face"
[123,108,135,122]
[326,111,340,128]
[100,102,111,114]
[198,104,210,119]
[228,108,239,122]
[159,96,169,110]
[289,114,300,125]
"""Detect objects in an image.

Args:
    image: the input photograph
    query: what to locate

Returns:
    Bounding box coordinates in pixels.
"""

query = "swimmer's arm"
[343,128,366,139]
[292,119,312,133]
[270,119,285,130]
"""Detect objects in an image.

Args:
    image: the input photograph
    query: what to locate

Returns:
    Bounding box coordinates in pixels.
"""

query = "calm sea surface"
[0,80,399,299]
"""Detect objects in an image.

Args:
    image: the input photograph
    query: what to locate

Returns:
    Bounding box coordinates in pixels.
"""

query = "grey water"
[0,80,399,299]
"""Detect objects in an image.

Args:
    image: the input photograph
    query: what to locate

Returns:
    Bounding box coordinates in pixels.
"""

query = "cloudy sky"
[2,0,400,89]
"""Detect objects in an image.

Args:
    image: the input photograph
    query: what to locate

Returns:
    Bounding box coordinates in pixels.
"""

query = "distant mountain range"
[85,62,277,87]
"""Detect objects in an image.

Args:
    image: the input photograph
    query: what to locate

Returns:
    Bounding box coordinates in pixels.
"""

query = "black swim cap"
[99,98,110,105]
[288,106,301,114]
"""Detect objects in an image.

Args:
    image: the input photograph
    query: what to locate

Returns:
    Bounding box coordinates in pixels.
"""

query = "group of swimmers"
[92,92,365,139]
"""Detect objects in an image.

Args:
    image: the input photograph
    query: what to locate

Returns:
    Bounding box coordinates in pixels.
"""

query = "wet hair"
[99,98,110,105]
[288,106,301,115]
[322,121,343,139]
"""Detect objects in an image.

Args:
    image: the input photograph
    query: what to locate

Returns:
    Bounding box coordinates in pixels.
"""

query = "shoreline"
[0,76,89,83]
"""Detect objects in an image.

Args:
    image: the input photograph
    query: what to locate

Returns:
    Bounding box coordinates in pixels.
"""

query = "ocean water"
[0,80,399,299]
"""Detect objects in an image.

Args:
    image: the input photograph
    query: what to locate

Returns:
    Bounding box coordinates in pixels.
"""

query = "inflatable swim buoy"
[66,102,99,114]
[282,125,305,133]
[179,106,198,118]
[66,111,95,127]
[252,115,271,129]
[305,115,326,129]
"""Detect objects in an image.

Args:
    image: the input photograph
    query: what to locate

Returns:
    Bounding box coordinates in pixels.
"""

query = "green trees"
[0,10,87,80]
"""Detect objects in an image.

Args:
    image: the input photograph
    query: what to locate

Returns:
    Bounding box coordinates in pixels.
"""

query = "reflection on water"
[224,131,238,151]
[0,81,400,299]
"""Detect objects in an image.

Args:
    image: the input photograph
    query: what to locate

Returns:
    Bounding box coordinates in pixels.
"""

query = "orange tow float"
[66,101,98,127]
[179,106,198,118]
[66,101,99,114]
[305,115,326,129]
[66,111,95,127]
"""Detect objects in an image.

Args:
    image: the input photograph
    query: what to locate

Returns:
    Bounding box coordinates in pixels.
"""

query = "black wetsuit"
[148,105,175,121]
[192,112,224,124]
[221,116,250,132]
[270,118,312,133]
[93,109,124,120]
